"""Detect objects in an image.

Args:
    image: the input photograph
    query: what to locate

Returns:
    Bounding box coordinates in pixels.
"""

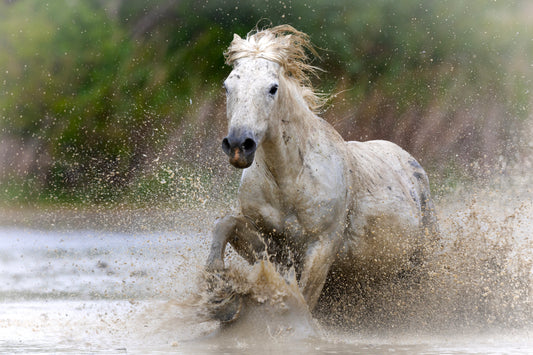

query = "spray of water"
[186,175,531,339]
[1,166,530,353]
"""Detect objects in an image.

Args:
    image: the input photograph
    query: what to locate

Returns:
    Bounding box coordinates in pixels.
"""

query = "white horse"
[206,25,438,321]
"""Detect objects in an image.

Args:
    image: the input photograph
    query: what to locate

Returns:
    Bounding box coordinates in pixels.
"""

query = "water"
[0,185,531,354]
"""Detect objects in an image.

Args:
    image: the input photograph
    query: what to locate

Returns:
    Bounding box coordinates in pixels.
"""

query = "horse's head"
[222,57,281,169]
[221,26,323,169]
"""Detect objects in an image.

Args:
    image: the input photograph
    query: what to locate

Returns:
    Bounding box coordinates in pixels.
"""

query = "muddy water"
[0,184,532,353]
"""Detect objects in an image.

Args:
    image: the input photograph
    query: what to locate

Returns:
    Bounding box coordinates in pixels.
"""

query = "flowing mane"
[224,25,325,112]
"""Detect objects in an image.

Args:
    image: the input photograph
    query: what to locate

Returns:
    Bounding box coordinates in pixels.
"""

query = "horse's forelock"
[224,25,325,113]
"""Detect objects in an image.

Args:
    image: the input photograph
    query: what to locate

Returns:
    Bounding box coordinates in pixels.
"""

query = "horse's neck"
[256,105,319,184]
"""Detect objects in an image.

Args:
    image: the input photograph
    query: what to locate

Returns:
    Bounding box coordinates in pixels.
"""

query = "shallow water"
[0,187,532,353]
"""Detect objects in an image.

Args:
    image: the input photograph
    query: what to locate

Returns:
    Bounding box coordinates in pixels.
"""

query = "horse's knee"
[228,231,267,265]
[214,215,238,239]
[206,215,238,271]
[207,214,266,269]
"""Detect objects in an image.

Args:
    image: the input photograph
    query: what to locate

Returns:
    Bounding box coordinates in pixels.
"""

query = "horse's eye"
[223,83,228,94]
[269,84,278,96]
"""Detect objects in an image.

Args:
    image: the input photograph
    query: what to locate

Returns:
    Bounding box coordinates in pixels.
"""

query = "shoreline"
[0,204,225,233]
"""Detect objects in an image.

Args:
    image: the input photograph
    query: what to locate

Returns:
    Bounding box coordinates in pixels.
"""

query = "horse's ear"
[233,33,242,41]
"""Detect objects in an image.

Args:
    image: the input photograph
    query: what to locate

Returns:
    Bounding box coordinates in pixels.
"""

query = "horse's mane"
[224,25,325,113]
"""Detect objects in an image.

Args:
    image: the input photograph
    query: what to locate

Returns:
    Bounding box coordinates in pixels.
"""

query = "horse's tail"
[420,189,439,238]
[409,158,440,243]
[406,162,441,272]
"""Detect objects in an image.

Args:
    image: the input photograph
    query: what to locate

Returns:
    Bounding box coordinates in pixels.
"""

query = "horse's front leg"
[299,231,341,311]
[206,214,266,272]
[204,214,266,322]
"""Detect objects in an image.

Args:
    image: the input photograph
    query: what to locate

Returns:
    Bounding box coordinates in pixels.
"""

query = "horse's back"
[345,139,432,201]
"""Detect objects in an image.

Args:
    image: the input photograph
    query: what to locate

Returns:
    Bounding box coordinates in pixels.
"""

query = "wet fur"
[206,25,438,313]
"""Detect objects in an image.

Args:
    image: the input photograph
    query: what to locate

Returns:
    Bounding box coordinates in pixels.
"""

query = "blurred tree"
[0,0,531,204]
[0,1,133,200]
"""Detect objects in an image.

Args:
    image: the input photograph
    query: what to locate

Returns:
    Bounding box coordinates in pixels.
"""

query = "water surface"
[0,193,531,353]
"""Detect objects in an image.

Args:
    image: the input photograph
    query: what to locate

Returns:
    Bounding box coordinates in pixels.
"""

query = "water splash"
[0,174,532,353]
[188,184,532,335]
[192,260,319,339]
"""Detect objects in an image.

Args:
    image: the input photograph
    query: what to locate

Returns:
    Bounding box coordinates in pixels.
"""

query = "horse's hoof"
[210,293,243,323]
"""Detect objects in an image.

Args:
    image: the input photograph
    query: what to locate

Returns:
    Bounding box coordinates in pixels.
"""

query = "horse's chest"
[243,191,329,244]
[242,194,298,232]
[240,163,344,236]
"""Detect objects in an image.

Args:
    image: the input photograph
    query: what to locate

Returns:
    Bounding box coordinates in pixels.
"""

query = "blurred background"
[1,0,532,207]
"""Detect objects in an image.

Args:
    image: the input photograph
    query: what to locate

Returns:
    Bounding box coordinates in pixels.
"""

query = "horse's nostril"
[241,138,256,152]
[221,137,231,154]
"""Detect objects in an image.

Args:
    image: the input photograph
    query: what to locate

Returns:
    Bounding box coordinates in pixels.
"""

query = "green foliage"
[0,0,532,205]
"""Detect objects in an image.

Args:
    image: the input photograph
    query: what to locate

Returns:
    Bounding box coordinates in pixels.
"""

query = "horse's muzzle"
[221,133,257,169]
